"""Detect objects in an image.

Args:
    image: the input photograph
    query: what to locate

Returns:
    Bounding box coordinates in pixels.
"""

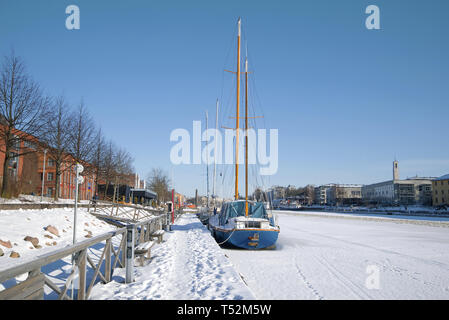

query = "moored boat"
[209,200,279,249]
[208,18,280,249]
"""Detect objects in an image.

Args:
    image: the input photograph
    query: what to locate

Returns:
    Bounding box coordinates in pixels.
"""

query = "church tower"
[393,160,399,181]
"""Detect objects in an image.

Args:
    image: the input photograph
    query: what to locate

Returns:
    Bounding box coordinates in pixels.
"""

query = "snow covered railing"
[0,214,166,300]
[88,200,165,223]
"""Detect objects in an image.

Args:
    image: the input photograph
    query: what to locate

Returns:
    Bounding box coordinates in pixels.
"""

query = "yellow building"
[432,174,449,207]
[174,192,185,209]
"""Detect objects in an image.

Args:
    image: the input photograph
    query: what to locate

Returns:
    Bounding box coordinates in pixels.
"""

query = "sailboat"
[208,18,280,250]
[198,111,212,225]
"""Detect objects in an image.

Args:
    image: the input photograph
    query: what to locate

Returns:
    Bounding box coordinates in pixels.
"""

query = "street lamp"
[73,163,84,245]
[71,162,84,299]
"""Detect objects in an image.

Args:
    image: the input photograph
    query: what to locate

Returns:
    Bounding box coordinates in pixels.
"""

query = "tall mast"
[235,17,241,201]
[245,57,249,217]
[206,110,210,209]
[213,99,219,209]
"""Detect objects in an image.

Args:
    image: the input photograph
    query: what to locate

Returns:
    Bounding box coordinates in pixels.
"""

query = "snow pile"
[0,207,116,271]
[0,194,91,204]
[90,214,254,300]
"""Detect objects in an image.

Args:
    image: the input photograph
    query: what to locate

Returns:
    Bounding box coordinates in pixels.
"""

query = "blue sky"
[1,0,448,198]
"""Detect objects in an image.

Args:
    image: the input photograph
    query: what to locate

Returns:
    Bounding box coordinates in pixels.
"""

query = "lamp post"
[41,149,47,202]
[73,163,84,245]
[71,162,84,299]
[172,188,175,224]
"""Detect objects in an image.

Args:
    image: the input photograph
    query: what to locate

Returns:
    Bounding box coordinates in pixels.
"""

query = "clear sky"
[1,0,448,198]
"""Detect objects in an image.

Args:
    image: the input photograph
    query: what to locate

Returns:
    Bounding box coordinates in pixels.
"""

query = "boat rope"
[216,228,236,245]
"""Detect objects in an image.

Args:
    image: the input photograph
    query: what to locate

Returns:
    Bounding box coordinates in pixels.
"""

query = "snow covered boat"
[209,200,279,249]
[198,206,212,225]
[208,18,280,249]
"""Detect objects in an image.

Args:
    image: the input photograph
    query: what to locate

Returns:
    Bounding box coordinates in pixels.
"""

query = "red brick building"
[0,126,96,200]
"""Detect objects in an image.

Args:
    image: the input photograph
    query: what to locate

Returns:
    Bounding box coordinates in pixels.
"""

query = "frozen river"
[223,211,449,299]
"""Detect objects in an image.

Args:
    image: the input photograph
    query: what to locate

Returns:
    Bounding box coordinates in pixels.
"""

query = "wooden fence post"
[139,225,145,244]
[77,249,87,300]
[105,239,112,282]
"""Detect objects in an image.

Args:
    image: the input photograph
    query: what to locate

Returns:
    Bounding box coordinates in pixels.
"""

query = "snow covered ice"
[224,211,449,299]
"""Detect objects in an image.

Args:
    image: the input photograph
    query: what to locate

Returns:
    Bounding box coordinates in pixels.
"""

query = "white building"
[362,161,434,205]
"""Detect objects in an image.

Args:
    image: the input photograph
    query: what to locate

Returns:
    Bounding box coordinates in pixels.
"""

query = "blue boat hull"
[212,228,279,250]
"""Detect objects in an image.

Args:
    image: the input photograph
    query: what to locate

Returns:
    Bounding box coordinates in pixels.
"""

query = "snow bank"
[0,207,115,271]
[0,194,91,205]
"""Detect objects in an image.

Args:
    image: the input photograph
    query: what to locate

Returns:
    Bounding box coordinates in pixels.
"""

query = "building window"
[48,159,55,167]
[23,140,36,150]
[47,187,53,197]
[47,172,54,181]
[12,136,21,150]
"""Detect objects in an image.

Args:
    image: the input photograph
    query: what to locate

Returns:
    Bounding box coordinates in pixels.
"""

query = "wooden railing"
[0,214,166,300]
[88,200,165,223]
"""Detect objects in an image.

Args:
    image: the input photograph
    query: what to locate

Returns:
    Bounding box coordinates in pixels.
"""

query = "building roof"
[130,188,157,197]
[435,174,449,181]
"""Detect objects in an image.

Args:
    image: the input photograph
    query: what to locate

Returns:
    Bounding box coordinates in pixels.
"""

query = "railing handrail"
[0,228,124,284]
[0,215,163,284]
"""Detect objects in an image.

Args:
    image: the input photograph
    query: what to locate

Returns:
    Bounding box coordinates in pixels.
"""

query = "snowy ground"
[0,194,91,204]
[224,210,449,299]
[0,207,115,271]
[90,213,254,300]
[2,208,449,300]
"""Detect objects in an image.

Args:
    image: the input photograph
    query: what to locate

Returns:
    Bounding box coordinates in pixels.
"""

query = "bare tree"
[69,101,96,176]
[98,140,116,200]
[64,101,98,201]
[70,101,95,161]
[0,53,49,197]
[111,147,134,203]
[40,96,74,200]
[146,168,171,204]
[18,152,40,195]
[90,127,106,198]
[253,187,264,201]
[303,184,315,205]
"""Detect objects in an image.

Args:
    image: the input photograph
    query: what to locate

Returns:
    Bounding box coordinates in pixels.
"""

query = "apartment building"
[0,125,96,200]
[432,174,449,207]
[361,161,433,205]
